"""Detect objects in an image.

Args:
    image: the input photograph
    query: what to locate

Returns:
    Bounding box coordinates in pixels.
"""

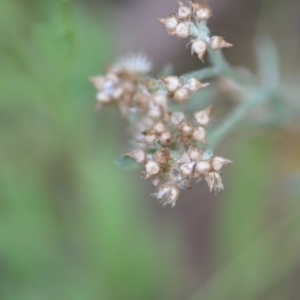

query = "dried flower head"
[90,1,234,207]
[159,1,232,62]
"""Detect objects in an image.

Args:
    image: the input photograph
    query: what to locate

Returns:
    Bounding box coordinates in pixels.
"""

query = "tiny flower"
[158,16,178,34]
[209,36,233,50]
[126,149,146,164]
[194,106,212,125]
[178,121,194,135]
[188,145,203,161]
[153,148,171,164]
[192,126,206,144]
[153,122,166,135]
[117,53,152,74]
[179,162,195,177]
[161,76,181,93]
[159,132,173,146]
[145,160,161,179]
[205,172,224,193]
[186,78,210,92]
[174,88,190,104]
[175,152,191,165]
[192,1,212,22]
[191,39,207,61]
[212,157,233,172]
[153,185,180,207]
[175,22,190,38]
[170,112,185,126]
[177,1,192,20]
[195,160,211,176]
[168,166,183,183]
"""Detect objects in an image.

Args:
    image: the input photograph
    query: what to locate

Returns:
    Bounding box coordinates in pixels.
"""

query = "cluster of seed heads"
[90,1,233,207]
[159,0,232,61]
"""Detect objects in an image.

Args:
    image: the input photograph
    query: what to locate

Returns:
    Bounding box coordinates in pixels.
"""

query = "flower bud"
[174,88,190,104]
[161,76,181,93]
[179,162,195,177]
[170,112,185,126]
[158,16,178,34]
[152,94,168,108]
[153,185,180,207]
[212,156,232,172]
[210,36,233,50]
[153,122,166,135]
[186,78,210,92]
[145,161,160,179]
[178,122,193,135]
[169,166,182,183]
[194,2,212,21]
[153,148,170,164]
[205,172,224,193]
[195,161,211,176]
[168,186,180,207]
[138,134,156,145]
[175,152,191,164]
[159,132,173,146]
[191,39,207,61]
[177,2,192,20]
[126,149,146,164]
[192,126,206,144]
[194,106,212,125]
[175,22,190,38]
[188,145,203,161]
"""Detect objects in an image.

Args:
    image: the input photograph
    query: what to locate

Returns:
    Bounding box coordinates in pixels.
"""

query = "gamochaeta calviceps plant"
[90,0,281,207]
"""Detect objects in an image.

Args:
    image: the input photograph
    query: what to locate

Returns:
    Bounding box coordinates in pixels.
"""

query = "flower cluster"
[90,54,152,116]
[90,1,233,207]
[159,0,232,61]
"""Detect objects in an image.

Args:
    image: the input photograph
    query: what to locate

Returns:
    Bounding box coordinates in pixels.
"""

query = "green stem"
[207,88,269,151]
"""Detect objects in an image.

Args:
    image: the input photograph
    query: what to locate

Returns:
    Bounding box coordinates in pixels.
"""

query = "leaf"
[114,154,141,171]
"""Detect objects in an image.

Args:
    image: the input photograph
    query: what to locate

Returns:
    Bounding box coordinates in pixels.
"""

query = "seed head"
[179,162,195,177]
[175,22,190,38]
[194,106,212,125]
[188,145,203,161]
[153,148,171,164]
[192,1,212,22]
[191,39,207,61]
[158,16,178,34]
[178,121,194,135]
[212,156,233,172]
[145,161,160,179]
[153,185,180,207]
[195,161,211,176]
[159,132,173,146]
[177,1,192,20]
[187,78,210,92]
[210,36,233,50]
[161,76,181,93]
[174,88,190,104]
[192,126,206,144]
[153,122,166,135]
[170,112,185,126]
[126,149,147,164]
[205,172,224,193]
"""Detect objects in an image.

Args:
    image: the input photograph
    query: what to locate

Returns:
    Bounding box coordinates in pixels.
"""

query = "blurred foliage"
[0,0,180,299]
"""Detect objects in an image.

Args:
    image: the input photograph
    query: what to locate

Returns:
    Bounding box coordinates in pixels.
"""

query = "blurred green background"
[0,0,300,299]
